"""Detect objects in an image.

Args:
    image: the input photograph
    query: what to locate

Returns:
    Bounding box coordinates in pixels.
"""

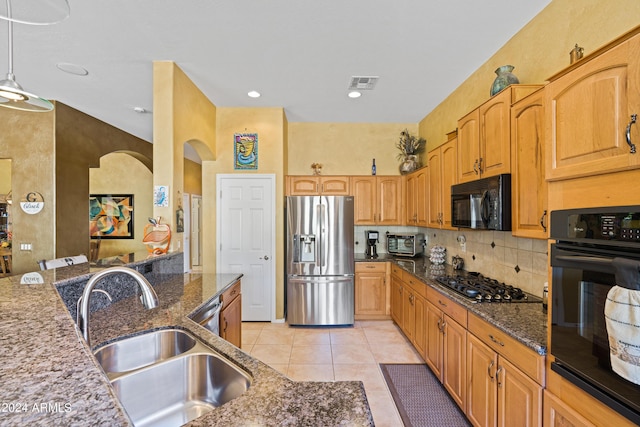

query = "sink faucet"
[78,266,159,346]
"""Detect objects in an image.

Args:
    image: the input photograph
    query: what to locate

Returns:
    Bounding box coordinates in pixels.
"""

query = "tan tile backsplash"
[355,225,548,298]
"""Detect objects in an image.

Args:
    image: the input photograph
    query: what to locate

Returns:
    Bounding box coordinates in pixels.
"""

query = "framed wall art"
[234,133,258,170]
[89,194,134,239]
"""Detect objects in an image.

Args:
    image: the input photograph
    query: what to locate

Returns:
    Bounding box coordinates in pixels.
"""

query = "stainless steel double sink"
[93,328,252,427]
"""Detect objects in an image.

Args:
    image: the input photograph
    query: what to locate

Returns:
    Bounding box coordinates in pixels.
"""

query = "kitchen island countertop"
[355,253,547,356]
[0,252,373,426]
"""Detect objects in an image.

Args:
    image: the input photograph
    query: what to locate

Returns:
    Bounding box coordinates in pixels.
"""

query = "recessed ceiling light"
[56,62,88,76]
[133,107,150,114]
[247,90,261,98]
[348,91,362,98]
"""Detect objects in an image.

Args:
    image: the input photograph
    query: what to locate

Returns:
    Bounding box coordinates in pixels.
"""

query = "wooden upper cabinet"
[286,176,350,195]
[457,109,480,183]
[440,141,457,229]
[511,88,548,239]
[545,31,640,180]
[377,176,403,224]
[352,176,377,223]
[427,149,442,227]
[405,167,428,226]
[415,169,428,227]
[458,85,542,184]
[320,177,350,194]
[480,88,512,178]
[352,176,403,225]
[428,138,457,229]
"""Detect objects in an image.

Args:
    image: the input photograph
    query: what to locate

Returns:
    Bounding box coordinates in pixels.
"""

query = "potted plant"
[396,129,426,174]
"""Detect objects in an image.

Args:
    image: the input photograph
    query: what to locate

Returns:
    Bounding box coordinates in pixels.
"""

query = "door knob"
[260,255,270,260]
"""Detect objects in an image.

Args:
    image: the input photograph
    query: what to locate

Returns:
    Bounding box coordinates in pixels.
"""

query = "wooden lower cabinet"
[390,267,404,326]
[425,298,467,411]
[543,390,595,427]
[467,334,542,427]
[389,266,549,426]
[220,280,242,348]
[355,262,388,319]
[390,266,427,359]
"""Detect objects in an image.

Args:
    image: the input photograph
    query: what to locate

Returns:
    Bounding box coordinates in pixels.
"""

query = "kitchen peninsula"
[0,252,373,426]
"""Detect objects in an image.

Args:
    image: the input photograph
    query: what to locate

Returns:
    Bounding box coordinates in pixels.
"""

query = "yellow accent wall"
[287,123,419,175]
[419,0,640,150]
[214,107,287,318]
[184,159,202,196]
[153,61,216,272]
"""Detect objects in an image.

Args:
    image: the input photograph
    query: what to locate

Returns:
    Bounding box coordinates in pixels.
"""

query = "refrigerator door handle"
[318,202,327,270]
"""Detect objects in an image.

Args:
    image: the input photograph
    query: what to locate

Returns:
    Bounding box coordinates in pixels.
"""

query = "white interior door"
[191,195,202,267]
[217,174,274,322]
[182,193,191,273]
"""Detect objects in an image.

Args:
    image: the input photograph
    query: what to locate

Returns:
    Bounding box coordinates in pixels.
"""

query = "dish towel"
[604,258,640,385]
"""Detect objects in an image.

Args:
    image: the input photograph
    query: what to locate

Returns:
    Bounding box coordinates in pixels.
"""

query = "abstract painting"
[234,133,258,169]
[89,194,134,239]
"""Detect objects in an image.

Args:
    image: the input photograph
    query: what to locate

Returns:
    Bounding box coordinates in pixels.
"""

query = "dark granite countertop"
[355,253,548,356]
[0,252,373,426]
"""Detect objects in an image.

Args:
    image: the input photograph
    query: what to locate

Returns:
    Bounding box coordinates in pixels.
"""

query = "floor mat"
[380,363,470,427]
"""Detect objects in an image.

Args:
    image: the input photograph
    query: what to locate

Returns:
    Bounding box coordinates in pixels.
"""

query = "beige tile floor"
[242,319,424,427]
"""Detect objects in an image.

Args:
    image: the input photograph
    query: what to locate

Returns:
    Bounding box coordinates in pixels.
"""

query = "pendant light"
[0,0,54,112]
[0,0,69,26]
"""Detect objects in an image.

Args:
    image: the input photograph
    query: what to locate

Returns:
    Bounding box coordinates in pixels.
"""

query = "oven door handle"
[555,255,613,265]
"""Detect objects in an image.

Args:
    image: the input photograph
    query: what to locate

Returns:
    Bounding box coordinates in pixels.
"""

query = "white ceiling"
[1,0,550,144]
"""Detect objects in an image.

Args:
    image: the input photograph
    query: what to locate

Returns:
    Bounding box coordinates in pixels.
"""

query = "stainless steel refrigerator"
[286,195,354,326]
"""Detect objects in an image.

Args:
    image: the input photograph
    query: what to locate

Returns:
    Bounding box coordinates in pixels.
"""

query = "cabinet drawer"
[355,262,387,273]
[390,263,403,278]
[402,271,427,299]
[221,280,241,303]
[468,312,544,386]
[426,288,467,326]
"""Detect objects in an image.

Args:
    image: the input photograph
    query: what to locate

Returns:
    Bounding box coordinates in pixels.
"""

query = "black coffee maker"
[365,230,379,259]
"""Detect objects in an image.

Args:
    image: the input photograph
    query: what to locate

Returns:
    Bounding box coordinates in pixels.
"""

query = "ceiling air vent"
[348,76,379,91]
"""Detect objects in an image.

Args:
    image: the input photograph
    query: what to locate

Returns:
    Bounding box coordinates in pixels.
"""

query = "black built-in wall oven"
[550,206,640,424]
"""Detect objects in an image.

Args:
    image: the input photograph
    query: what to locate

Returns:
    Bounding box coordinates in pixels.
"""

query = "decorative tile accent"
[491,241,495,248]
[515,265,520,273]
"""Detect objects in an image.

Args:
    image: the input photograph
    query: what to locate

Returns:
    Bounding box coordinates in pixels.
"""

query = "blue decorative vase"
[490,65,519,96]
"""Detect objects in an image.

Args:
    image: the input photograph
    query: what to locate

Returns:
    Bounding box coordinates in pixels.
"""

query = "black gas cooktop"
[434,271,541,303]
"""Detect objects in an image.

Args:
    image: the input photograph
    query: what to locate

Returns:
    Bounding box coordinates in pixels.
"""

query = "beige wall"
[89,153,153,258]
[419,0,640,149]
[287,122,419,175]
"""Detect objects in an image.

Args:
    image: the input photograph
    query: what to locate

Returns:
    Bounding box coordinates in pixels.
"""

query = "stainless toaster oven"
[386,233,424,257]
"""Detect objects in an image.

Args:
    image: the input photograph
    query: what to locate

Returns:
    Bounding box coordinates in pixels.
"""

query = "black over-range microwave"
[451,174,511,231]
